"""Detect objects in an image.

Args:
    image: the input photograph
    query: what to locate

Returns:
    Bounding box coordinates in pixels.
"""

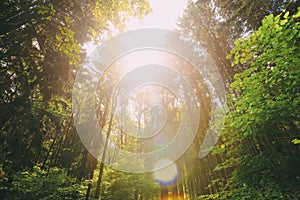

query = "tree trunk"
[85,170,94,200]
[95,113,114,199]
[160,186,168,199]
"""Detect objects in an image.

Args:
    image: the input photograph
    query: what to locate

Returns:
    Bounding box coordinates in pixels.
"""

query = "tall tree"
[0,0,150,198]
[179,0,300,85]
[179,0,300,198]
[202,7,300,200]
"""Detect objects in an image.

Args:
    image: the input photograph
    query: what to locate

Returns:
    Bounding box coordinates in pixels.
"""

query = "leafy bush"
[2,167,85,200]
[201,7,300,200]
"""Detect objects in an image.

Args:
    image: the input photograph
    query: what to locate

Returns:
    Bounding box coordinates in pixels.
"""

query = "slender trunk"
[134,189,139,200]
[95,113,114,199]
[172,184,178,197]
[160,186,168,199]
[41,135,57,170]
[85,169,95,200]
[85,155,98,200]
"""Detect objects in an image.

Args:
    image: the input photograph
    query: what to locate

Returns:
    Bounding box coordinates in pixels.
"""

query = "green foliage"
[0,0,150,174]
[0,0,151,199]
[292,138,300,144]
[37,3,56,15]
[228,8,300,138]
[179,0,299,85]
[198,183,300,200]
[95,167,160,200]
[213,0,300,32]
[207,7,300,200]
[1,167,85,200]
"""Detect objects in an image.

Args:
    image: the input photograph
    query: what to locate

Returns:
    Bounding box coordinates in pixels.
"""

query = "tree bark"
[95,113,114,199]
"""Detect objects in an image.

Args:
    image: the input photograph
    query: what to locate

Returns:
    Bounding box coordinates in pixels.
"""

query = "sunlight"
[84,0,189,54]
[160,194,186,200]
[152,132,168,147]
[110,49,182,135]
[125,0,188,31]
[6,0,300,198]
[127,85,165,130]
[114,49,171,76]
[153,159,178,186]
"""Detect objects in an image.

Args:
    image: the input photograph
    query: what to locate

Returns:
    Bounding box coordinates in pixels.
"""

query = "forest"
[0,0,300,199]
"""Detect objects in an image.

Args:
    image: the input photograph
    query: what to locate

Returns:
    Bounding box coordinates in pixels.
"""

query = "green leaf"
[284,11,289,19]
[292,139,300,145]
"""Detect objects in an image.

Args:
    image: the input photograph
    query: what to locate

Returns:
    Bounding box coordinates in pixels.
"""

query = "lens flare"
[153,159,178,186]
[152,133,168,148]
[73,28,227,173]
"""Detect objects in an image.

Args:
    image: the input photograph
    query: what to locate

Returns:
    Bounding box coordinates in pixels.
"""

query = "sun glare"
[126,0,188,31]
[84,0,189,54]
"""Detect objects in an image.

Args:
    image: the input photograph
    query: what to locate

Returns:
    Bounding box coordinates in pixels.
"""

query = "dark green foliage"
[0,0,150,199]
[99,168,160,200]
[179,0,300,84]
[206,7,300,200]
[0,0,150,172]
[180,1,300,199]
[2,167,85,200]
[2,0,300,199]
[213,0,300,31]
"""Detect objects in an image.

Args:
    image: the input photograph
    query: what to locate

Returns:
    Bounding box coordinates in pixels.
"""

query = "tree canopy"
[1,0,300,199]
[209,8,300,199]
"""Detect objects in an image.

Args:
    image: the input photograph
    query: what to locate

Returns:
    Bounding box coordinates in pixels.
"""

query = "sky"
[85,0,189,54]
[126,0,189,30]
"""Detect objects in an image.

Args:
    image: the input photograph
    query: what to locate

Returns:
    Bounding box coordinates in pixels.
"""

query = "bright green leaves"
[37,3,56,20]
[37,4,56,15]
[6,167,85,200]
[212,7,300,199]
[229,8,300,67]
[99,167,159,200]
[55,26,80,64]
[284,11,290,19]
[228,8,300,135]
[292,139,300,145]
[88,0,151,42]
